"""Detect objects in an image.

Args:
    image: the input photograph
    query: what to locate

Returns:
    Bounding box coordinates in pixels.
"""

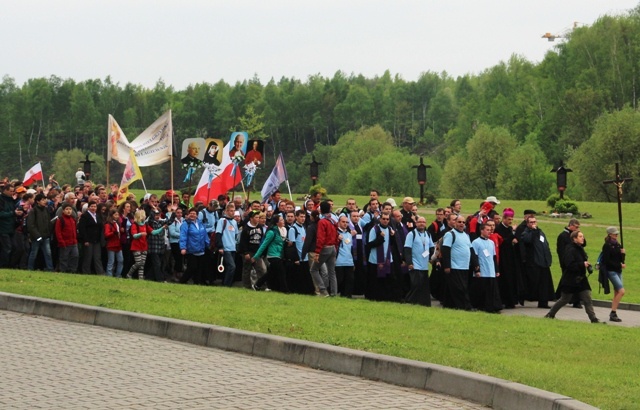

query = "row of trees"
[2,6,640,200]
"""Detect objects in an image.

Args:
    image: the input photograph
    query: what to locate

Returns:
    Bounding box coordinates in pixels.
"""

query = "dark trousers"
[0,233,13,268]
[444,269,472,310]
[170,243,183,273]
[148,252,164,282]
[82,242,104,274]
[405,269,431,306]
[180,254,207,285]
[256,257,288,293]
[336,265,355,298]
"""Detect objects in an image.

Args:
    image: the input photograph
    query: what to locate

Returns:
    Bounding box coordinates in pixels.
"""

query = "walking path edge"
[0,291,597,410]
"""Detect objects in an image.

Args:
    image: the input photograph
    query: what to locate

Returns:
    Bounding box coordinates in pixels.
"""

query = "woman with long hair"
[252,215,288,292]
[601,226,626,322]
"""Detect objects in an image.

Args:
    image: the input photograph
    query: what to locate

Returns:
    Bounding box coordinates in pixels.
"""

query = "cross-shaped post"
[603,163,633,247]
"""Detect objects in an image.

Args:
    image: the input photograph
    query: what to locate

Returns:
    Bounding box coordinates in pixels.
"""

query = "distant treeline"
[2,7,640,201]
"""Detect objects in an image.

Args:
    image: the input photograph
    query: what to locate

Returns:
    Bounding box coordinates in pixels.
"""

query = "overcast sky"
[1,1,637,90]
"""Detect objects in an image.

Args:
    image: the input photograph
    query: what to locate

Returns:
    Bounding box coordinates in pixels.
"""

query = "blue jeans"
[28,237,53,271]
[222,251,236,286]
[608,271,624,291]
[107,250,124,277]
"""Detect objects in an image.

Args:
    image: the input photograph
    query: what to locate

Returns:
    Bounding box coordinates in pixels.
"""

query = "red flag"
[194,132,247,204]
[23,163,43,187]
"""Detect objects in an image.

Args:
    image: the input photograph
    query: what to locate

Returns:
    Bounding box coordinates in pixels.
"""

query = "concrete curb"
[592,298,640,312]
[0,291,597,410]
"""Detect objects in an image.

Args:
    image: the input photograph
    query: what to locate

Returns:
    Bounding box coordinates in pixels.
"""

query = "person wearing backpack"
[55,203,78,273]
[601,226,626,322]
[441,214,476,310]
[215,203,239,287]
[404,216,435,306]
[427,208,446,242]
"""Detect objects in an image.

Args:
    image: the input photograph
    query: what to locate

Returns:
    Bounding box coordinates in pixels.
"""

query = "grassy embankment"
[0,269,637,409]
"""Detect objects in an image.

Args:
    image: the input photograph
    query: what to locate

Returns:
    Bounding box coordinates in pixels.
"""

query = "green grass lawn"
[0,270,637,409]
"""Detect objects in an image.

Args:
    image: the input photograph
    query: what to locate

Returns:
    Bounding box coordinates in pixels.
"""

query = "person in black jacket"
[556,219,584,308]
[78,201,105,274]
[26,194,54,271]
[520,215,554,308]
[545,231,601,323]
[601,226,626,322]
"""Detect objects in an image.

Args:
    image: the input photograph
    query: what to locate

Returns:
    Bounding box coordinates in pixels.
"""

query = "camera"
[586,264,594,274]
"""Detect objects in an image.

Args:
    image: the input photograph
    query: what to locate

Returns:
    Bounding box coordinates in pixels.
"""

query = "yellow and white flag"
[116,149,143,205]
[108,110,173,167]
[107,115,130,163]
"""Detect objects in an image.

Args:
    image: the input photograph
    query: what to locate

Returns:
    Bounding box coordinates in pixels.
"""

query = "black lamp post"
[412,156,431,205]
[551,162,572,199]
[80,154,96,180]
[309,155,322,185]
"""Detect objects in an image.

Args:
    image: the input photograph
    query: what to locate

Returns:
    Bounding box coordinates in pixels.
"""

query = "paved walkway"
[498,300,640,326]
[0,310,486,409]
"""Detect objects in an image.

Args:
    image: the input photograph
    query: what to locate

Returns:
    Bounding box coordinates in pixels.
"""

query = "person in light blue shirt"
[441,215,475,310]
[286,210,313,294]
[198,200,220,234]
[336,215,355,298]
[215,203,239,286]
[470,223,502,312]
[366,213,395,301]
[403,216,435,306]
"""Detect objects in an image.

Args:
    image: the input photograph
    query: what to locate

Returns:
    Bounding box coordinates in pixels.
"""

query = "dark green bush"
[555,200,579,214]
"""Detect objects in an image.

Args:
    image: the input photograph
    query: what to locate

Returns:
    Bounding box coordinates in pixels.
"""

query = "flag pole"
[169,110,174,194]
[285,180,293,201]
[140,177,148,194]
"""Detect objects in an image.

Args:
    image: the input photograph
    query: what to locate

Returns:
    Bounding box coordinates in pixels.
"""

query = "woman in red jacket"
[104,209,123,278]
[55,203,78,273]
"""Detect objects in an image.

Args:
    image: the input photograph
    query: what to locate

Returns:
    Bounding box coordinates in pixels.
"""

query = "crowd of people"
[0,178,626,322]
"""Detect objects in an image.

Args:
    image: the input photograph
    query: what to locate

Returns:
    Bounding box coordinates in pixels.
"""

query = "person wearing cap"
[400,197,417,231]
[0,184,17,268]
[545,230,601,323]
[199,200,220,234]
[520,215,554,308]
[601,226,626,322]
[485,196,500,207]
[467,202,493,241]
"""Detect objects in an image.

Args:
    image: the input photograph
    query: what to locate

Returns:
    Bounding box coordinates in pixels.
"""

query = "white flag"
[109,110,173,167]
[261,153,288,203]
